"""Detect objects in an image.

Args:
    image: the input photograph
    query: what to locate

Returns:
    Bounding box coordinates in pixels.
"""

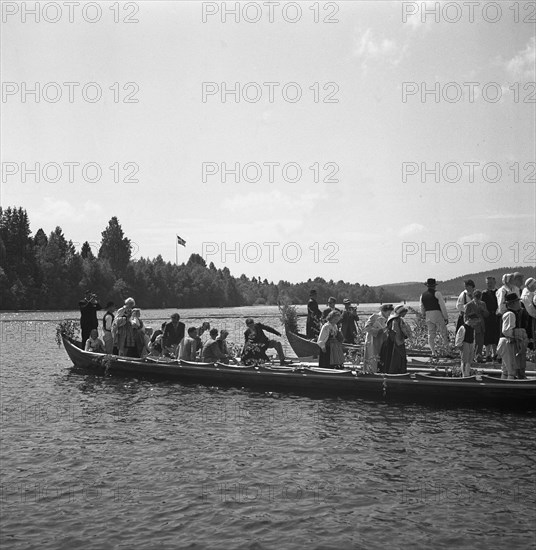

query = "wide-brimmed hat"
[393,304,408,316]
[328,296,336,303]
[505,292,520,304]
[525,277,536,291]
[424,278,437,287]
[343,298,351,305]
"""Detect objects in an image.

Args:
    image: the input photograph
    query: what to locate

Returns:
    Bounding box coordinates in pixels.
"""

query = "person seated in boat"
[216,329,231,359]
[419,278,449,357]
[306,289,322,339]
[243,318,288,365]
[141,327,153,358]
[363,304,393,373]
[85,328,105,353]
[180,327,199,362]
[195,321,210,354]
[202,328,228,363]
[148,322,166,355]
[317,311,345,369]
[379,305,412,374]
[465,290,488,362]
[114,298,139,358]
[321,297,342,321]
[454,312,480,377]
[162,313,185,357]
[497,293,529,379]
[340,298,359,344]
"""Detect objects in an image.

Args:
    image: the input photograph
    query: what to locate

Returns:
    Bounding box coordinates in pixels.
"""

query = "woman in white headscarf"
[496,274,516,315]
[363,304,393,373]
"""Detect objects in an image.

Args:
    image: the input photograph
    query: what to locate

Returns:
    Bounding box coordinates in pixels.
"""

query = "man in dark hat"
[322,297,342,321]
[102,301,116,354]
[340,298,359,344]
[306,289,322,338]
[419,278,449,356]
[78,290,102,345]
[497,293,528,379]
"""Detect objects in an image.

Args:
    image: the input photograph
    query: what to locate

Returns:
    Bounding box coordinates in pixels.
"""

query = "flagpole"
[175,235,178,265]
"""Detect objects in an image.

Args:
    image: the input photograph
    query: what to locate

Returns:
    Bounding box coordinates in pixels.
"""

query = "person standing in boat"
[496,273,516,315]
[497,293,528,379]
[481,276,500,362]
[340,298,359,344]
[79,290,102,345]
[521,277,536,344]
[464,290,488,362]
[419,278,449,356]
[454,312,480,377]
[456,279,475,332]
[114,297,138,357]
[306,289,322,338]
[101,301,115,354]
[162,313,185,357]
[363,304,393,373]
[243,318,288,365]
[379,305,412,374]
[316,310,345,369]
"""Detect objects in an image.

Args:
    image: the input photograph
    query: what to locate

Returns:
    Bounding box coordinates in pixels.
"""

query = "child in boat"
[454,312,480,377]
[85,328,105,353]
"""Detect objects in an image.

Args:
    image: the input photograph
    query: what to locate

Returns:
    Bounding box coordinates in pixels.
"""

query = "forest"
[0,207,401,310]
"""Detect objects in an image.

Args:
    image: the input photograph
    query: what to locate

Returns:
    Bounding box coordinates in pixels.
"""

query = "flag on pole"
[177,235,186,247]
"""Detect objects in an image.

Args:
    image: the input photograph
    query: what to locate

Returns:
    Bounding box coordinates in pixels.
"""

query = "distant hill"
[376,267,536,301]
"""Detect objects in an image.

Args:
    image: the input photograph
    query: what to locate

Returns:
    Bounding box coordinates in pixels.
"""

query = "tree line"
[0,207,401,310]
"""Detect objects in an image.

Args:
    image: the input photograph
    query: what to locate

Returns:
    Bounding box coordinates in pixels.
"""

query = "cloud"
[353,28,408,72]
[505,37,536,79]
[399,223,425,237]
[457,233,489,244]
[32,197,103,226]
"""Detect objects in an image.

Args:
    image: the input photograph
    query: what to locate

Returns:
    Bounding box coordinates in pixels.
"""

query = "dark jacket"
[244,323,281,346]
[163,321,185,347]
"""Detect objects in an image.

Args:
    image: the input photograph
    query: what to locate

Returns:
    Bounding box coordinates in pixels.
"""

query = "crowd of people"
[79,270,535,380]
[306,272,535,379]
[78,292,290,366]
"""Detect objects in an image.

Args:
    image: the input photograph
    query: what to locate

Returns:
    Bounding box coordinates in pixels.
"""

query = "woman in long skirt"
[379,305,412,374]
[363,304,393,373]
[317,311,345,368]
[481,276,500,361]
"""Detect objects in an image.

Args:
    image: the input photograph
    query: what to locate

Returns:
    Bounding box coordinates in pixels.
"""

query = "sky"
[1,0,535,286]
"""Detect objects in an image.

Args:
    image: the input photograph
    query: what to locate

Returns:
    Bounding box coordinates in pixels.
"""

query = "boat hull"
[62,336,536,409]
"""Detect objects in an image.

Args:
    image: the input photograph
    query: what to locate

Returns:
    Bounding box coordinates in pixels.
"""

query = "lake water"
[1,306,535,549]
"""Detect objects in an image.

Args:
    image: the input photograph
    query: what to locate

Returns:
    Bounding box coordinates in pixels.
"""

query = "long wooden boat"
[62,336,536,409]
[286,330,456,363]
